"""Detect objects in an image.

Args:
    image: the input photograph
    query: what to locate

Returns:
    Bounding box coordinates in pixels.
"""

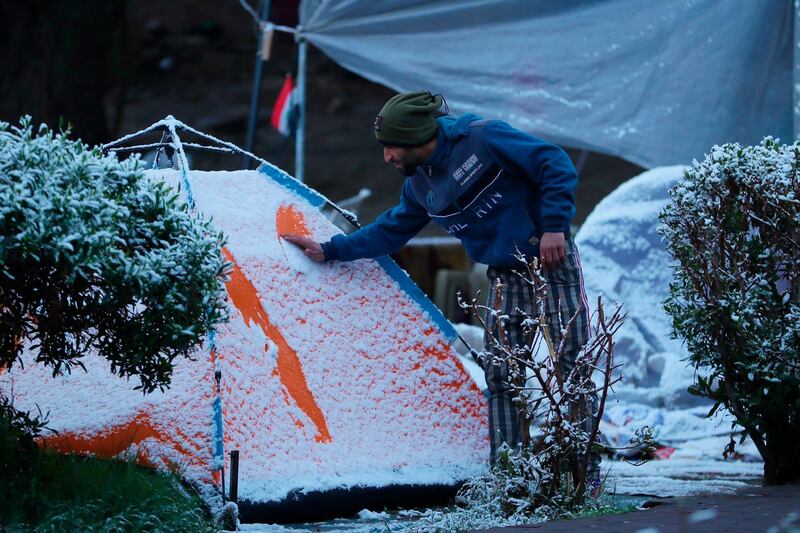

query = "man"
[284,91,598,485]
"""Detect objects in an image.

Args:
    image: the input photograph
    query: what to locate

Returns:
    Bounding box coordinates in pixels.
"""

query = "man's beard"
[398,159,420,176]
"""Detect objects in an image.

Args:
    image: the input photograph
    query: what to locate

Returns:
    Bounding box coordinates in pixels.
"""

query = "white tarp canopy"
[298,0,796,169]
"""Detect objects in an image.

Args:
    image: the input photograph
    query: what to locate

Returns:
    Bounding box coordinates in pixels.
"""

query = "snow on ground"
[609,458,763,497]
[239,458,764,531]
[251,454,761,530]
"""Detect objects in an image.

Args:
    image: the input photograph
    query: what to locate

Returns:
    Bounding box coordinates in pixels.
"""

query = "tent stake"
[229,450,240,503]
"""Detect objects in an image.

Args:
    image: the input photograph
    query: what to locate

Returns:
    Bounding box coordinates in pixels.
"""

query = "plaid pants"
[483,235,599,475]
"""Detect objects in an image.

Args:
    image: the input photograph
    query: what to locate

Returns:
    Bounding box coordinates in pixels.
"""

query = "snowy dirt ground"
[608,458,762,498]
[239,458,763,532]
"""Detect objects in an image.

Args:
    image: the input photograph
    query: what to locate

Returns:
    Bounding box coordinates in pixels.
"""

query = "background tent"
[296,0,796,169]
[574,165,761,461]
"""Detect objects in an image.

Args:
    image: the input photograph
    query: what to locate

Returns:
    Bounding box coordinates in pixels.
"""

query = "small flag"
[652,446,676,460]
[271,75,296,137]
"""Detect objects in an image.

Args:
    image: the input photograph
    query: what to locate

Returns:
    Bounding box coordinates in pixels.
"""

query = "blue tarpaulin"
[298,0,796,168]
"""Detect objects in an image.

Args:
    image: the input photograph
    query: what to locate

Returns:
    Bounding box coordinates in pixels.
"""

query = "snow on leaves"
[659,137,800,483]
[0,117,228,393]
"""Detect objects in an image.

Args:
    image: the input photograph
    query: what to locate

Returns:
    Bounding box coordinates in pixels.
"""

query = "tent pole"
[295,36,307,182]
[243,0,271,169]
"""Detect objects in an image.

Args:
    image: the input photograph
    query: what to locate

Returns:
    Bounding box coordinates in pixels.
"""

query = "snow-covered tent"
[295,0,796,169]
[0,119,486,522]
[576,166,691,406]
[577,166,760,461]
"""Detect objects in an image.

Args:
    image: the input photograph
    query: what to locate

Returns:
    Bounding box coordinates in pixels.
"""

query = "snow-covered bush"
[0,117,228,393]
[659,138,800,484]
[214,501,239,531]
[409,440,632,531]
[407,445,551,529]
[430,257,643,530]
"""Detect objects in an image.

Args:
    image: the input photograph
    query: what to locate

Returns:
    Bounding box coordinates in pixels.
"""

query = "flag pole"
[295,34,307,182]
[243,0,271,169]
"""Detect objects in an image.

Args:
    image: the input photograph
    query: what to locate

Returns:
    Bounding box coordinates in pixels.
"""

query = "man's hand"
[282,234,325,262]
[539,232,566,270]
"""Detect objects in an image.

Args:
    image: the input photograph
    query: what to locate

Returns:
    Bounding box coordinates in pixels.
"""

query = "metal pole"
[295,36,307,182]
[229,450,240,503]
[575,150,589,174]
[794,0,800,141]
[243,0,271,169]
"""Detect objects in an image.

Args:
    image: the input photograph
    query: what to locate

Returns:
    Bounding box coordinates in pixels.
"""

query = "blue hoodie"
[322,114,578,267]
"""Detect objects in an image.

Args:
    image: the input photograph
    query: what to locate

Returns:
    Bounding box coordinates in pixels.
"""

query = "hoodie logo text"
[453,153,480,185]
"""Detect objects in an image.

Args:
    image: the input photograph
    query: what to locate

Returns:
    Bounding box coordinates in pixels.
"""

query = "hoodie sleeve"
[321,179,430,262]
[482,120,578,233]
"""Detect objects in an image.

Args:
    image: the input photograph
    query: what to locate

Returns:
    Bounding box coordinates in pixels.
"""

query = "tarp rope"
[237,0,298,35]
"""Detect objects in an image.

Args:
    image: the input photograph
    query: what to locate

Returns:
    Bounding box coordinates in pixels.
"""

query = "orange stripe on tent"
[38,413,216,484]
[39,413,164,465]
[222,246,332,443]
[276,204,310,239]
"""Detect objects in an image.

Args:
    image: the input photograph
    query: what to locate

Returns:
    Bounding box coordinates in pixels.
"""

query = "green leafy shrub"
[0,392,50,501]
[1,388,215,531]
[659,138,800,484]
[0,117,228,393]
[0,449,217,532]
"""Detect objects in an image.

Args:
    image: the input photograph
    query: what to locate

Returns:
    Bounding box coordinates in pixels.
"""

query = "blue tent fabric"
[299,0,795,168]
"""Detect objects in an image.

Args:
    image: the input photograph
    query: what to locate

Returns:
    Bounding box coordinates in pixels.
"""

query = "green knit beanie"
[374,91,446,147]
